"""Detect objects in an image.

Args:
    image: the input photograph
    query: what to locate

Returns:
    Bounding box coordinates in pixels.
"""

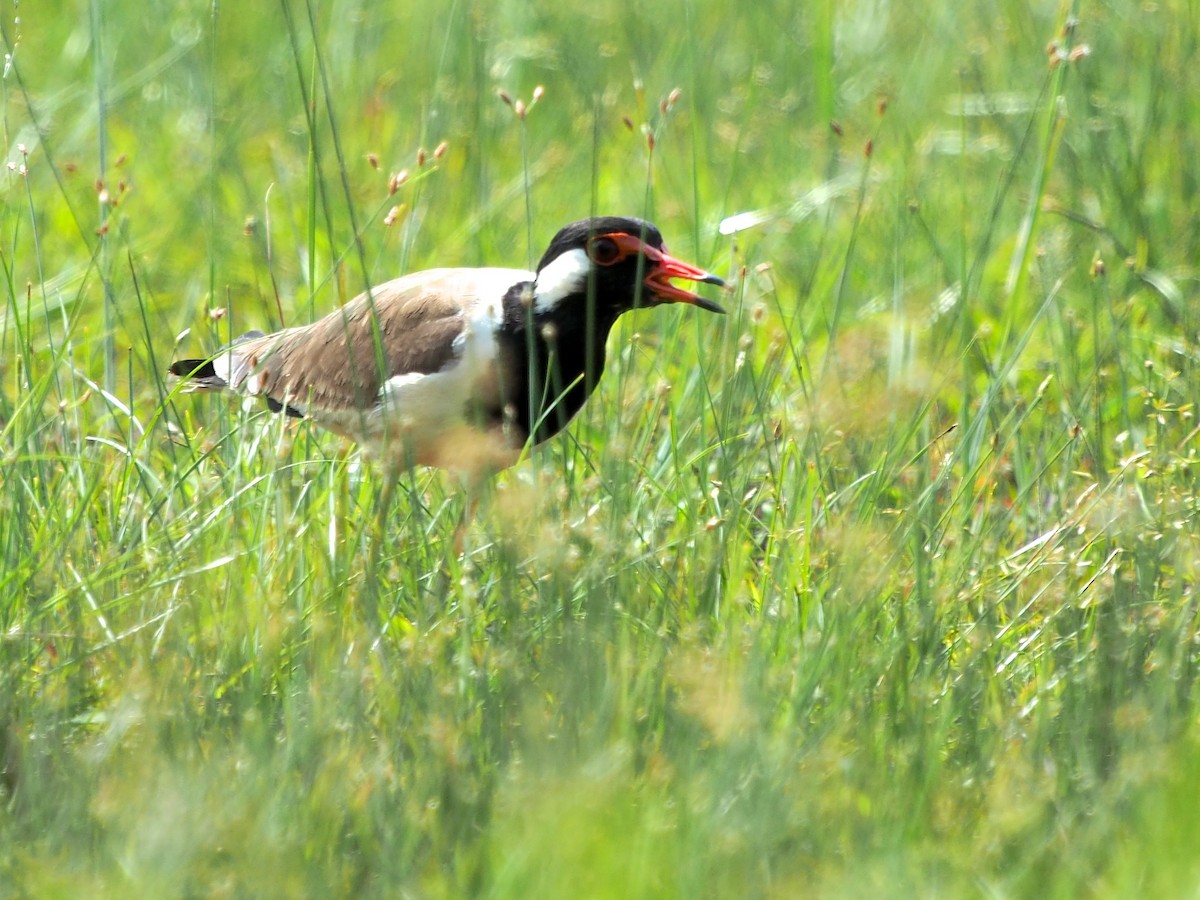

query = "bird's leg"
[362,467,399,632]
[453,475,491,557]
[453,498,472,557]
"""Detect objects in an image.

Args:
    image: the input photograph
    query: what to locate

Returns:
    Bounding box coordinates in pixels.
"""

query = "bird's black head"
[531,216,727,318]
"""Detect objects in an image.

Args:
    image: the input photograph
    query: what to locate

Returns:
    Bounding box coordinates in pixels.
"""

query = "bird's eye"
[588,236,622,265]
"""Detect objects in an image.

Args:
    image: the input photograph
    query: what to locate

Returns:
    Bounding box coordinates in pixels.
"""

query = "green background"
[3,0,1200,896]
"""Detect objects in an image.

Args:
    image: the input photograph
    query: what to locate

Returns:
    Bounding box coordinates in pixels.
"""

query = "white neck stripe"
[533,247,591,313]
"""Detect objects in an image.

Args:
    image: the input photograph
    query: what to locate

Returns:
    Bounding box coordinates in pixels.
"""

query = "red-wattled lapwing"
[169,216,726,480]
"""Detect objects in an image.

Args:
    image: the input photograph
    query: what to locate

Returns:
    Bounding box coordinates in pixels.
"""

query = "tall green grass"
[2,0,1200,895]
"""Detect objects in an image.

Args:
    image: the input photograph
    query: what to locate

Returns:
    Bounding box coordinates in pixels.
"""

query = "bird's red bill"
[606,232,728,313]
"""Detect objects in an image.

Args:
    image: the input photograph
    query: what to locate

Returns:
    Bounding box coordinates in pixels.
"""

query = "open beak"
[645,256,728,313]
[611,233,728,314]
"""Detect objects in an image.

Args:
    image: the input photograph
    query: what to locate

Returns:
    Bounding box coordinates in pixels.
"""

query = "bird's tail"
[168,330,266,392]
[168,357,225,391]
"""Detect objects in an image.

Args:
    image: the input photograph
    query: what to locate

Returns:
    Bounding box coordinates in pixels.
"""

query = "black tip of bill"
[695,272,728,314]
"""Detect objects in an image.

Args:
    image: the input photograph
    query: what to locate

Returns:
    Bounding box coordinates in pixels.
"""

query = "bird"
[169,216,726,479]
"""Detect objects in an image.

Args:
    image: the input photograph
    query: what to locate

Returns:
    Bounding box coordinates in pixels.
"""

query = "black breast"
[492,287,621,446]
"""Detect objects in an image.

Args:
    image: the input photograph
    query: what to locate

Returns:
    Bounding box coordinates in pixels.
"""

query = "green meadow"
[3,0,1199,895]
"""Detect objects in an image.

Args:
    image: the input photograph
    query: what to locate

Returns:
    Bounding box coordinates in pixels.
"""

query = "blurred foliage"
[2,0,1200,896]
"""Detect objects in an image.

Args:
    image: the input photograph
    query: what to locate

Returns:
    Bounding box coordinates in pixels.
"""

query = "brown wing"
[226,267,527,415]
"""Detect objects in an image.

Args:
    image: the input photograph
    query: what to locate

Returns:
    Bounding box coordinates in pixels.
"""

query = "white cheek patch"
[533,247,591,313]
